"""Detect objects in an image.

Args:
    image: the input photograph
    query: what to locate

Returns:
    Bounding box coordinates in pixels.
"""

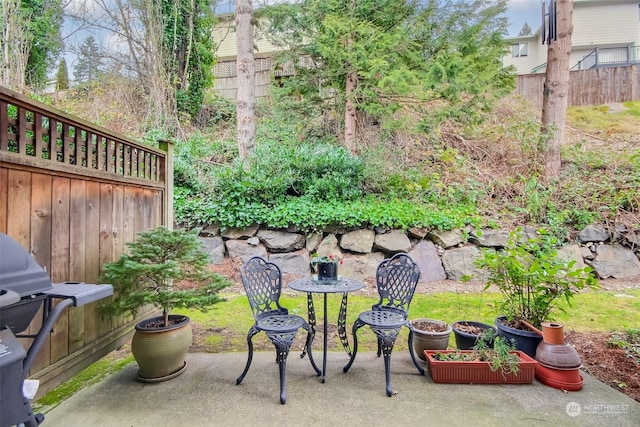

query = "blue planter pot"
[494,316,543,358]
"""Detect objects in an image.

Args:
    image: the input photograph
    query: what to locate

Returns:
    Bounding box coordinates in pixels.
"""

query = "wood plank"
[17,108,27,155]
[50,176,71,363]
[63,123,72,164]
[97,135,104,171]
[6,169,31,246]
[84,181,101,343]
[29,173,53,373]
[1,153,166,190]
[0,167,7,233]
[0,100,8,151]
[99,183,114,336]
[69,179,88,352]
[34,113,44,159]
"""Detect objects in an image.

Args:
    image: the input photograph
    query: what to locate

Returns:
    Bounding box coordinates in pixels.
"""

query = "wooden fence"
[515,65,639,108]
[0,86,173,395]
[214,56,638,108]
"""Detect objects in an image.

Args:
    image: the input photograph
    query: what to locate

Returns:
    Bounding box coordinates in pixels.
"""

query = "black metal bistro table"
[288,276,364,383]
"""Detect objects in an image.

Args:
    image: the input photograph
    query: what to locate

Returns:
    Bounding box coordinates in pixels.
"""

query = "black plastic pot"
[452,320,497,350]
[494,316,543,358]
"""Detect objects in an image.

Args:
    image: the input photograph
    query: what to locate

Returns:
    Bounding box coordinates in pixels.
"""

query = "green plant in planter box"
[475,228,598,328]
[100,226,230,326]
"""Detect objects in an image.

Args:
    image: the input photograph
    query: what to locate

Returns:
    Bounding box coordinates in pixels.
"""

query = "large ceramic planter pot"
[411,318,452,360]
[452,321,497,350]
[424,350,537,384]
[131,314,192,382]
[494,316,542,358]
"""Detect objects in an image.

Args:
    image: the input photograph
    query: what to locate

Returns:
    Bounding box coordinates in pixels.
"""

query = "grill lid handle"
[0,289,20,307]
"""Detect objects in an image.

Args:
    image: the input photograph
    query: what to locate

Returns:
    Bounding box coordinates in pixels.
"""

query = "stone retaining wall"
[198,224,640,283]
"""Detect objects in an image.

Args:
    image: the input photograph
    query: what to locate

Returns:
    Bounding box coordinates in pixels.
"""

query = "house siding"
[214,16,285,60]
[505,0,640,74]
[572,2,639,47]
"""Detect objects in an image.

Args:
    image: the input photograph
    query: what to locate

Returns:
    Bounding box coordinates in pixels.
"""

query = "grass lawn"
[179,288,640,352]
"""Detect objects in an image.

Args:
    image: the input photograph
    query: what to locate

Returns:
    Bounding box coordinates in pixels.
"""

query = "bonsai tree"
[475,228,598,328]
[100,226,230,326]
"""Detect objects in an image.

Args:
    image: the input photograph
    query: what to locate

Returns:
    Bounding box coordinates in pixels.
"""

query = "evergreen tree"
[55,58,69,90]
[518,22,532,36]
[263,0,513,145]
[73,36,103,84]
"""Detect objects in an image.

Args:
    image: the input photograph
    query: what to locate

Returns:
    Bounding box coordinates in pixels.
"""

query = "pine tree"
[73,36,103,84]
[518,22,532,36]
[55,59,69,90]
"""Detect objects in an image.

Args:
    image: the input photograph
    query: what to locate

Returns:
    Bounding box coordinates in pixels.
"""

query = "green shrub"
[475,228,598,327]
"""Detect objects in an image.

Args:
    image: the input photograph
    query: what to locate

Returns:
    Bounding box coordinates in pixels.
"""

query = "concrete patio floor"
[42,350,640,427]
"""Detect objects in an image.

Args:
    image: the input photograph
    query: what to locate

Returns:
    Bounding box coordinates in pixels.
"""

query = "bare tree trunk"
[344,69,357,153]
[541,0,573,179]
[236,0,255,160]
[1,0,30,91]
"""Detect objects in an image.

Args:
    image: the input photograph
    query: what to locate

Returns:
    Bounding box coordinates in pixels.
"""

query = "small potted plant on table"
[474,228,598,358]
[100,226,230,382]
[311,253,342,281]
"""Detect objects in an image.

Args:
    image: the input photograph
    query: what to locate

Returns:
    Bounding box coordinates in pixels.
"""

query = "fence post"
[158,139,174,230]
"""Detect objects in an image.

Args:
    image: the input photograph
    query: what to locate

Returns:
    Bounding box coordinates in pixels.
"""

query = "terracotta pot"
[424,350,537,384]
[535,363,583,391]
[540,322,566,345]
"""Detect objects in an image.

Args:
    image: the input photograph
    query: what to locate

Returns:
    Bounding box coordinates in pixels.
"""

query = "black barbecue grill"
[0,232,113,427]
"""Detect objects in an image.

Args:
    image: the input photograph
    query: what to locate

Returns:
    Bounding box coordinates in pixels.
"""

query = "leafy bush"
[475,228,599,327]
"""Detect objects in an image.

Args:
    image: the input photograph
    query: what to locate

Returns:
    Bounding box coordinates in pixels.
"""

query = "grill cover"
[0,232,53,298]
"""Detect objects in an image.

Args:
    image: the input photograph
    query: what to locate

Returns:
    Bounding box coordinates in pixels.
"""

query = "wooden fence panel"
[0,86,173,396]
[516,65,639,108]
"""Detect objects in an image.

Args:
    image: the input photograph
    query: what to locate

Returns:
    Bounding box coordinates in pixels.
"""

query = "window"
[512,43,528,58]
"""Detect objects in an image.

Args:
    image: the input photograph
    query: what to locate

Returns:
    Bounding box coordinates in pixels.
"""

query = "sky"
[59,0,546,80]
[506,0,544,36]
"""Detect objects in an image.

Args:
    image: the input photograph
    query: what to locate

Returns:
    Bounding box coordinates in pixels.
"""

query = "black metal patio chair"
[343,253,425,396]
[236,256,320,404]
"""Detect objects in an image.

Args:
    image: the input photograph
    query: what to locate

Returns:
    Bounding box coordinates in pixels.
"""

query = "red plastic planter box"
[424,350,537,384]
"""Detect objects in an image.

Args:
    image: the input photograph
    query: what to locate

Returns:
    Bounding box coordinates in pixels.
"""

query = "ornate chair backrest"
[240,256,287,319]
[373,253,420,314]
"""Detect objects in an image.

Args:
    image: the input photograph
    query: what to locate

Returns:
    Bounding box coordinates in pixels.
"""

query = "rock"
[587,244,640,279]
[556,244,586,271]
[199,236,225,264]
[315,234,341,259]
[469,229,509,248]
[428,229,464,249]
[441,246,485,282]
[305,233,323,253]
[578,225,611,243]
[257,230,305,252]
[246,236,260,246]
[221,225,259,239]
[269,250,311,276]
[373,230,411,253]
[580,245,595,260]
[340,252,385,281]
[407,227,429,239]
[409,241,447,282]
[340,229,375,254]
[199,224,220,237]
[225,239,268,261]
